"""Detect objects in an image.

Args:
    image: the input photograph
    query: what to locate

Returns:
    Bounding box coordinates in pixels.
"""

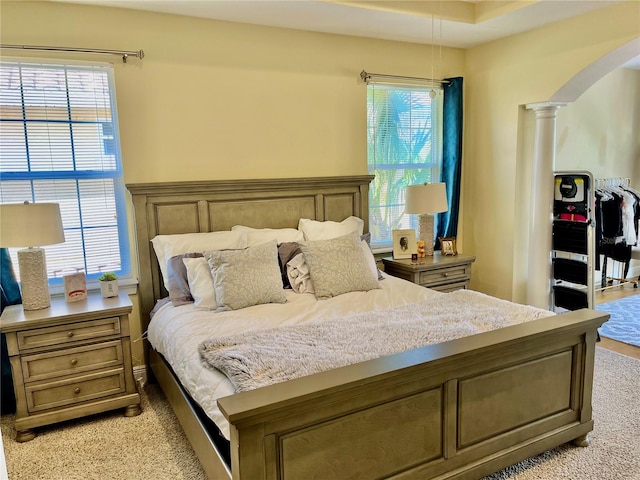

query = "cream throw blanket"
[199,290,554,393]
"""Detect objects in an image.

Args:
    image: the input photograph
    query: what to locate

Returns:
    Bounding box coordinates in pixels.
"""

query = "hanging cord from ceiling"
[429,1,444,99]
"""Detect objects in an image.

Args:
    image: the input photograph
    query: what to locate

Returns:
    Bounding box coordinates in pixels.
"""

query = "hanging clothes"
[621,190,637,245]
[594,179,639,285]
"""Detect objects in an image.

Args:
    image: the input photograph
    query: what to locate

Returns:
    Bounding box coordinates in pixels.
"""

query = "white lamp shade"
[404,183,448,215]
[0,203,65,310]
[0,202,65,247]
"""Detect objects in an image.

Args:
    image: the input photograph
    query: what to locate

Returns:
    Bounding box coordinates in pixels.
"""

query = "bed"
[127,175,608,480]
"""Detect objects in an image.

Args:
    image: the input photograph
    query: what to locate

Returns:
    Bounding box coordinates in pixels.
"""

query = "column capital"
[525,102,567,118]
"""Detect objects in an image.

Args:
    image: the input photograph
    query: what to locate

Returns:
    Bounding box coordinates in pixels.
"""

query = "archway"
[513,38,640,308]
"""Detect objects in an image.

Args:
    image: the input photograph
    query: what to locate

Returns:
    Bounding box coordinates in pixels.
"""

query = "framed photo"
[392,229,417,259]
[439,237,458,256]
[64,272,87,302]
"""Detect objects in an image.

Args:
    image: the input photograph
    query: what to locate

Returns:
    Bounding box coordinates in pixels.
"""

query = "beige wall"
[1,1,639,365]
[1,1,467,366]
[556,67,640,183]
[464,2,639,300]
[0,1,465,183]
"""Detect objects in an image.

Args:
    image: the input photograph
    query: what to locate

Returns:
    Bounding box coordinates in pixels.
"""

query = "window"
[0,60,131,286]
[367,83,443,248]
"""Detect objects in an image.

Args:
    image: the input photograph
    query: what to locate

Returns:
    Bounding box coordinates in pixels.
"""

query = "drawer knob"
[67,331,74,338]
[70,359,78,366]
[442,273,449,277]
[74,387,81,394]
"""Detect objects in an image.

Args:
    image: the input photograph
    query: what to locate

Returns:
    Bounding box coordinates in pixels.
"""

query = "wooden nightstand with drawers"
[382,253,476,292]
[0,293,141,442]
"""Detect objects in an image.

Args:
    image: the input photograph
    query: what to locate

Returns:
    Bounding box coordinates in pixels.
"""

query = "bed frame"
[127,175,608,480]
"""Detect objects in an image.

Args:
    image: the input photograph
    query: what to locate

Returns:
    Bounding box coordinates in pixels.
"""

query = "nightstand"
[382,253,476,291]
[0,293,141,442]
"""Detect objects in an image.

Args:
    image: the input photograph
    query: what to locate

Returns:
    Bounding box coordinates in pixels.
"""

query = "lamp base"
[17,247,51,310]
[416,214,435,256]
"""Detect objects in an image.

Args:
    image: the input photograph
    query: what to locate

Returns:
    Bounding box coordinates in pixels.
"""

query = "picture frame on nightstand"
[439,237,458,256]
[392,229,417,259]
[64,272,87,302]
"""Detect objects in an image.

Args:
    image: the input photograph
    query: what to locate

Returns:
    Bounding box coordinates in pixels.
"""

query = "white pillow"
[151,230,248,289]
[298,216,364,241]
[231,225,304,246]
[204,240,286,311]
[183,257,217,310]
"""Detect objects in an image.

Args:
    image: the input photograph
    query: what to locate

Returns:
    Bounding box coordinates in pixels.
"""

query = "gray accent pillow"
[299,234,380,300]
[167,252,203,306]
[204,240,286,311]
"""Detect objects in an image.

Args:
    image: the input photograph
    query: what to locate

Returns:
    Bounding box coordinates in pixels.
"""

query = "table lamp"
[0,202,65,310]
[404,183,448,256]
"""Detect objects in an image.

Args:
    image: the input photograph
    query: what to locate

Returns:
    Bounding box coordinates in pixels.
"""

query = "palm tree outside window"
[367,83,444,249]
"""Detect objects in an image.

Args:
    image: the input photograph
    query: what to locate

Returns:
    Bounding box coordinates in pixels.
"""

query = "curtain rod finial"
[122,50,144,63]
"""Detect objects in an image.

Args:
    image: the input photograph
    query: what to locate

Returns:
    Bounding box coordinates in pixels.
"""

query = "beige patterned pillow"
[299,234,380,299]
[204,240,286,311]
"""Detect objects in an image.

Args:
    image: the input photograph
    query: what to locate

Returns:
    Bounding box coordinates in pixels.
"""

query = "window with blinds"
[0,60,130,285]
[367,83,443,248]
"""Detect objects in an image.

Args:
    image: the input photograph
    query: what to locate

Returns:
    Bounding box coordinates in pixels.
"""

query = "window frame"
[366,81,444,250]
[0,58,132,289]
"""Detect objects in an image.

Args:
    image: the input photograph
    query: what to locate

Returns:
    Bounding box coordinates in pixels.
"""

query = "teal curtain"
[436,77,463,247]
[1,248,21,414]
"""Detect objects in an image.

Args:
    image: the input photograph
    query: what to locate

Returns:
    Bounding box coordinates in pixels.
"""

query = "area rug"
[596,294,640,347]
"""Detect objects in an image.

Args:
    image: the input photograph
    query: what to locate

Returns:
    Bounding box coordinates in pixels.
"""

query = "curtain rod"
[360,70,448,85]
[1,44,144,63]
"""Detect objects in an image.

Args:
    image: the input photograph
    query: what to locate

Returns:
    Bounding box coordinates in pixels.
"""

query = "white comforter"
[148,274,441,440]
[149,274,555,440]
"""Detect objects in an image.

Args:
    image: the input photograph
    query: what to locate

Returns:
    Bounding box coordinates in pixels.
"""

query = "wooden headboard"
[127,175,374,329]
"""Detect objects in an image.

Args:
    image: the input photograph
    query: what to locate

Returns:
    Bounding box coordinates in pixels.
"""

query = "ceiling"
[55,0,639,68]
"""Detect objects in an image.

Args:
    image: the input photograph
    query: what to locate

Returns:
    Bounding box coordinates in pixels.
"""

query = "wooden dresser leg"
[16,429,36,442]
[572,434,590,447]
[124,404,142,417]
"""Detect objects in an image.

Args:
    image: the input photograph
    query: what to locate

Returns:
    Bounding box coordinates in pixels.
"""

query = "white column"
[524,102,566,309]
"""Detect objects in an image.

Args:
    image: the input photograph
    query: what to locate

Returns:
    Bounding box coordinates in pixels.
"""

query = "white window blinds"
[0,60,130,284]
[367,83,443,247]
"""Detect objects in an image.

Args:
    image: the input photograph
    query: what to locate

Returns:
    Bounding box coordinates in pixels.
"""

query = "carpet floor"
[2,347,639,480]
[597,294,640,347]
[1,384,208,480]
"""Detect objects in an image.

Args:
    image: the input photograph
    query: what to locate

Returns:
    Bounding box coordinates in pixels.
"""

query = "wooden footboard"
[217,309,606,480]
